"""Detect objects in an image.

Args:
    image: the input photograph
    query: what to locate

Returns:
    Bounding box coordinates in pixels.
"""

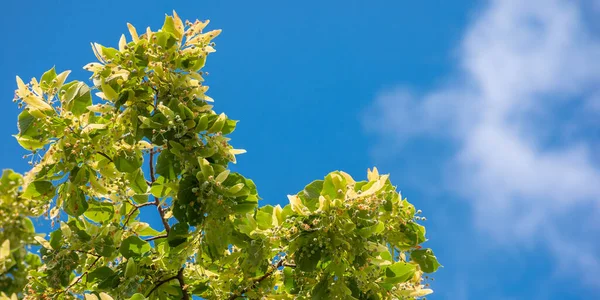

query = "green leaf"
[255,206,273,230]
[63,82,93,116]
[97,44,119,61]
[120,236,151,258]
[207,113,226,133]
[34,236,52,249]
[40,66,57,88]
[121,201,140,225]
[322,173,344,199]
[94,235,116,257]
[88,266,115,283]
[70,165,90,186]
[296,245,321,273]
[132,194,149,204]
[167,223,189,247]
[71,85,93,116]
[14,135,47,150]
[132,222,162,236]
[233,201,257,214]
[162,15,180,39]
[17,110,39,138]
[155,31,177,49]
[116,89,133,109]
[410,248,441,273]
[67,220,91,242]
[125,258,137,278]
[156,150,181,180]
[63,187,88,217]
[404,222,427,247]
[150,176,171,198]
[215,169,230,184]
[177,175,198,205]
[22,218,35,233]
[168,140,184,156]
[101,81,118,101]
[384,262,416,284]
[174,176,202,225]
[0,169,23,190]
[311,277,330,300]
[84,200,115,223]
[22,181,55,200]
[127,169,148,194]
[195,114,209,132]
[49,229,63,250]
[221,119,238,135]
[198,158,214,178]
[191,283,209,296]
[301,180,323,211]
[358,222,385,238]
[283,267,296,293]
[128,293,147,300]
[114,150,143,173]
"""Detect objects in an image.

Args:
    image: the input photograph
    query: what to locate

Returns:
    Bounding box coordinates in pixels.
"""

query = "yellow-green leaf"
[34,236,52,249]
[101,81,118,101]
[127,23,139,42]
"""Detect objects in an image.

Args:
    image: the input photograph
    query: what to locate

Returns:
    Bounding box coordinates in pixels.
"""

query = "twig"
[228,259,288,300]
[145,234,168,242]
[122,206,139,229]
[122,201,158,229]
[137,201,157,208]
[73,250,101,258]
[96,151,113,162]
[63,255,102,294]
[146,274,179,297]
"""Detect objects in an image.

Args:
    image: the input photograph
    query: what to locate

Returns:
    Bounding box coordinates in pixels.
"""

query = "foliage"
[0,11,440,300]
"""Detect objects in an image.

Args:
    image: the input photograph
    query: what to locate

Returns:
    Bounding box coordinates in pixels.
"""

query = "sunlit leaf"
[411,248,441,273]
[120,236,151,258]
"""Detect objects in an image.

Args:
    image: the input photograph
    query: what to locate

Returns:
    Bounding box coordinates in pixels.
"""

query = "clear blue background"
[1,1,596,299]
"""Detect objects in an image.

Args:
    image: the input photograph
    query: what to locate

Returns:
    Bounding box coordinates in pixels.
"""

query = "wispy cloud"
[365,0,600,285]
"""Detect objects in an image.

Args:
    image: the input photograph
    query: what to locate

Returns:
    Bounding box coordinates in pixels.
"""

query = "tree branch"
[62,255,102,295]
[73,250,101,258]
[137,201,157,208]
[121,207,138,229]
[148,139,184,298]
[177,267,190,300]
[146,274,178,297]
[228,259,288,300]
[121,200,158,229]
[149,148,157,183]
[96,151,113,162]
[154,195,171,233]
[149,150,171,232]
[145,234,168,242]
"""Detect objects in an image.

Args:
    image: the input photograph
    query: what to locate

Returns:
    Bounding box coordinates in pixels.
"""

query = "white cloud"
[365,0,600,285]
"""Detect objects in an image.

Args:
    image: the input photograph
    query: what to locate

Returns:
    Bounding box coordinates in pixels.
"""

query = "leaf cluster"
[2,11,440,300]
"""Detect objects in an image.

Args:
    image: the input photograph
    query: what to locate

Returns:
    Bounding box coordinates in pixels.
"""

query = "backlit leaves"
[6,11,438,300]
[114,150,143,173]
[120,236,151,258]
[411,249,441,273]
[21,181,54,200]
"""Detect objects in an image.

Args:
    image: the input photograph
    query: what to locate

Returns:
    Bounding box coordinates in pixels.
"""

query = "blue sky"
[1,0,599,299]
